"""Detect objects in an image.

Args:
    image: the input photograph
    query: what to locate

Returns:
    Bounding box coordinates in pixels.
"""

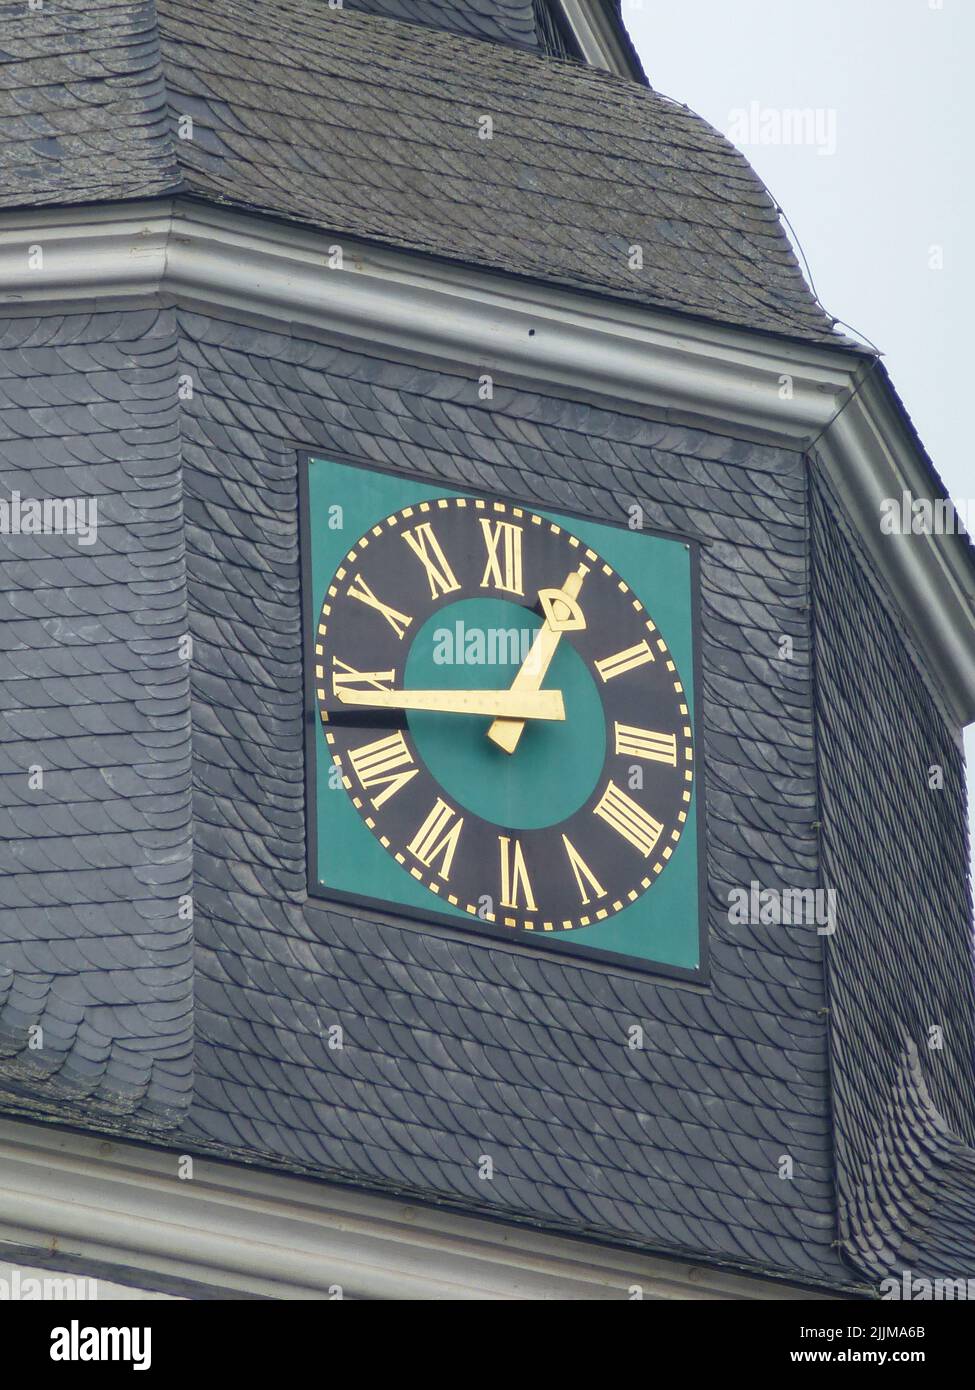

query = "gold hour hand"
[336,687,566,721]
[487,564,588,754]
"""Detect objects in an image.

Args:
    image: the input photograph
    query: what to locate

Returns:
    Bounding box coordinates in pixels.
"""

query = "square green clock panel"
[301,454,705,979]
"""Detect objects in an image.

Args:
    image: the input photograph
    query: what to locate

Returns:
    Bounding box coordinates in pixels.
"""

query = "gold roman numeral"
[593,781,663,858]
[614,723,678,765]
[407,798,464,880]
[479,519,524,595]
[594,640,655,682]
[347,731,418,809]
[562,835,606,905]
[331,657,396,694]
[347,573,412,639]
[499,835,537,912]
[402,523,461,599]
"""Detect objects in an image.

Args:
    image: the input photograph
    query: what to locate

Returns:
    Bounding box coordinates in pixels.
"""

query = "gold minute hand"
[487,564,589,754]
[336,687,565,721]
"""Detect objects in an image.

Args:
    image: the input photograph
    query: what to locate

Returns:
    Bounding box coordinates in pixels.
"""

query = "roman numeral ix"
[331,657,396,694]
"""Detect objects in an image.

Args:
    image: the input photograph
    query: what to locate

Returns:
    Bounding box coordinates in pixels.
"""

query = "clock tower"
[0,0,973,1301]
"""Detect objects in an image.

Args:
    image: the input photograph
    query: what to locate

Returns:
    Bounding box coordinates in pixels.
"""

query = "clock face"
[313,494,694,934]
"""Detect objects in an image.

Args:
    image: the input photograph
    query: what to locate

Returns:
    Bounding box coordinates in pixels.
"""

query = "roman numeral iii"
[593,780,663,857]
[347,732,418,809]
[614,723,678,765]
[402,523,461,599]
[594,640,655,682]
[408,799,464,880]
[347,573,412,639]
[499,835,537,912]
[479,519,524,595]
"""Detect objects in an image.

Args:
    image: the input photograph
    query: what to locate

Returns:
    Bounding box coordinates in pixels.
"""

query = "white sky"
[624,0,975,883]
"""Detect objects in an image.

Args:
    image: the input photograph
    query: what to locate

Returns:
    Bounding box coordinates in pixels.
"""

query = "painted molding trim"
[0,198,972,723]
[554,0,642,78]
[0,1118,843,1299]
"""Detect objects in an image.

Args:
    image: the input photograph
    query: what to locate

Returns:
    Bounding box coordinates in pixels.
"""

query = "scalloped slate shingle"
[811,469,975,1285]
[341,0,541,47]
[0,296,859,1284]
[0,0,178,207]
[0,308,193,1126]
[168,309,849,1285]
[3,305,973,1287]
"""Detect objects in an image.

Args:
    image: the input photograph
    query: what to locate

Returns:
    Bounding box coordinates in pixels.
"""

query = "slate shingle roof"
[341,0,541,47]
[0,0,842,346]
[0,0,177,205]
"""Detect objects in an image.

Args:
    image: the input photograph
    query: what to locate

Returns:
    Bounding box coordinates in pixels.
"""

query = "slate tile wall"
[811,467,975,1280]
[175,307,849,1284]
[0,306,193,1126]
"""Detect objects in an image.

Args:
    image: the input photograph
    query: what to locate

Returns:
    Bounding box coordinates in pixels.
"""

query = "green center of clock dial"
[404,597,605,831]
